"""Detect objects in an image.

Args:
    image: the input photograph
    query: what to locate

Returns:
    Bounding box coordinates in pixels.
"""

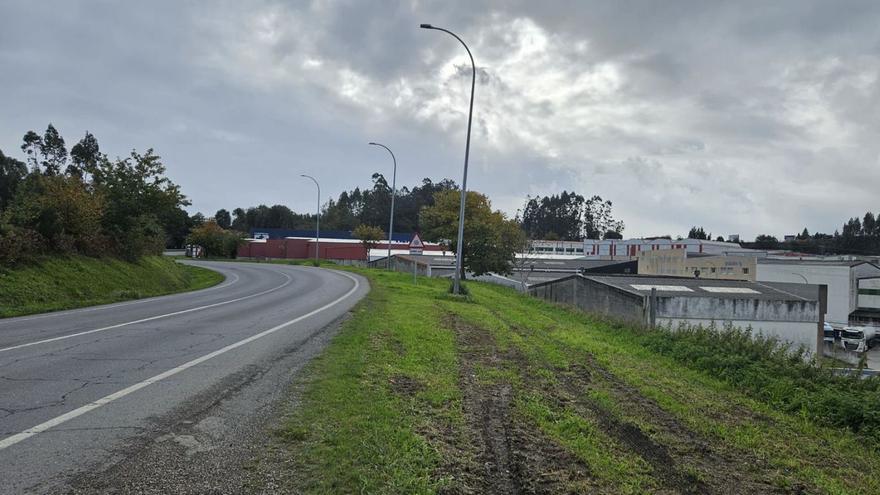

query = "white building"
[756,259,880,326]
[581,238,758,259]
[528,239,585,256]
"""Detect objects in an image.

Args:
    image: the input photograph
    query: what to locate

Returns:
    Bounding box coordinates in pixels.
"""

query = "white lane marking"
[0,270,361,451]
[0,270,291,354]
[0,265,241,325]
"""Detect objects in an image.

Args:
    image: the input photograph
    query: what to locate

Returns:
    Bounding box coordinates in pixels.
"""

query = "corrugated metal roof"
[580,275,821,302]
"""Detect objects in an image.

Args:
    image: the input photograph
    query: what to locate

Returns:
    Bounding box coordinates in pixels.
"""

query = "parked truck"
[840,326,878,353]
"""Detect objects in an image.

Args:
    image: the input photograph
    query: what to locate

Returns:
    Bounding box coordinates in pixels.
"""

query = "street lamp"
[368,142,397,269]
[301,174,320,264]
[420,23,475,295]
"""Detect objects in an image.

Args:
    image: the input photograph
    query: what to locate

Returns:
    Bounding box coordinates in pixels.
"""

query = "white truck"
[840,326,878,353]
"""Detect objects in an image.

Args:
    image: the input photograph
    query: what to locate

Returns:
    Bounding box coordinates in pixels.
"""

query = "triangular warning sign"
[409,233,424,248]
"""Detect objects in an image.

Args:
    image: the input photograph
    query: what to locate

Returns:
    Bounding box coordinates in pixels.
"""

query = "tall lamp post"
[420,23,475,295]
[301,174,320,264]
[368,142,398,269]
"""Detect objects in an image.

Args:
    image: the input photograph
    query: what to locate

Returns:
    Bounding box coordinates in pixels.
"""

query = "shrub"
[186,220,245,258]
[634,321,880,442]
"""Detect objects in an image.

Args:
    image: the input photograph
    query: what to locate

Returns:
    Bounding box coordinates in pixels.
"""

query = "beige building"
[638,248,756,281]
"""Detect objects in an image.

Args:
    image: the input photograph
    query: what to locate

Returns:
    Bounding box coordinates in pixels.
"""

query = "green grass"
[0,255,223,318]
[276,267,880,494]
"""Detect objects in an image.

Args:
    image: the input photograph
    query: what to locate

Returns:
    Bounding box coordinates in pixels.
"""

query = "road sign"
[409,233,424,255]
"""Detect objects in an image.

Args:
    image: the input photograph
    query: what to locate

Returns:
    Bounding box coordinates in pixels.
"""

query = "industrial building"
[237,236,443,261]
[528,275,827,356]
[529,239,586,256]
[755,259,880,327]
[580,238,758,259]
[638,248,757,281]
[853,276,880,326]
[385,254,636,285]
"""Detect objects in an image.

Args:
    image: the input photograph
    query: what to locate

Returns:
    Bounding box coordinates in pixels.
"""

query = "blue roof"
[249,227,415,242]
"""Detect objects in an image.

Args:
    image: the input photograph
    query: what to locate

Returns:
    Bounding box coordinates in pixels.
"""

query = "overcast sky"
[2,1,878,239]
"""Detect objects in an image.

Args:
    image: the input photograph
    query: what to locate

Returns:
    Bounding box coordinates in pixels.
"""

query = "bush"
[0,225,44,265]
[186,220,245,258]
[634,321,880,441]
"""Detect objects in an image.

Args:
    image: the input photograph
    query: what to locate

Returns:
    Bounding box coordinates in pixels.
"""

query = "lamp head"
[368,142,377,145]
[420,23,433,29]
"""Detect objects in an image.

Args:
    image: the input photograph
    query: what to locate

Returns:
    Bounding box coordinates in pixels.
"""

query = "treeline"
[520,191,625,241]
[745,211,880,254]
[219,182,626,245]
[0,124,193,265]
[220,175,459,234]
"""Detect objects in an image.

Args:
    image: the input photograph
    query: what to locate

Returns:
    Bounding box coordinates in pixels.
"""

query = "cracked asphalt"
[0,261,368,493]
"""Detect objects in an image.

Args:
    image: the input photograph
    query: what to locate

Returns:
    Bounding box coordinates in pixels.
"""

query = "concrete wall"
[658,318,819,355]
[655,294,822,355]
[528,276,647,326]
[655,296,819,322]
[757,263,852,325]
[381,255,432,277]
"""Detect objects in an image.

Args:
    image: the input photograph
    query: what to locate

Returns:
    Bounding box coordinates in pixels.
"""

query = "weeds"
[630,320,880,442]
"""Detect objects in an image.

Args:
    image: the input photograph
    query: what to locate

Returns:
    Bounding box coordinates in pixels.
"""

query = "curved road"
[0,261,368,493]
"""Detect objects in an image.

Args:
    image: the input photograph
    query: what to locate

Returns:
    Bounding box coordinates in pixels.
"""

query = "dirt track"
[414,314,791,495]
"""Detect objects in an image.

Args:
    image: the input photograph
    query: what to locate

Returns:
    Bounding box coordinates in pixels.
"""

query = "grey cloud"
[1,0,879,239]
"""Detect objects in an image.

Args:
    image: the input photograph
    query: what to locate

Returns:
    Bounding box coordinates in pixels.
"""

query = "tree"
[214,209,231,229]
[231,208,247,231]
[91,148,189,259]
[863,213,876,237]
[715,236,725,242]
[688,226,709,240]
[521,191,585,240]
[584,195,624,239]
[21,131,42,171]
[186,220,244,258]
[69,131,100,177]
[3,174,104,255]
[0,150,27,210]
[754,234,779,249]
[40,124,67,176]
[421,190,523,278]
[352,224,384,260]
[191,212,206,227]
[520,191,624,241]
[2,127,196,264]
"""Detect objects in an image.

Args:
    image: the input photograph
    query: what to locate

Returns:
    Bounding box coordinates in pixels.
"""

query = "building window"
[710,267,716,273]
[743,268,749,274]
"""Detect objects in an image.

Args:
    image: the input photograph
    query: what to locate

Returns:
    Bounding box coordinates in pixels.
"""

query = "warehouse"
[581,238,758,259]
[756,259,880,326]
[528,274,827,356]
[237,236,443,261]
[391,254,636,285]
[638,248,757,281]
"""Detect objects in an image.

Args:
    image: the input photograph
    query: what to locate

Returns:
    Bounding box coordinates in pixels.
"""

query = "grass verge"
[0,255,223,318]
[277,267,880,494]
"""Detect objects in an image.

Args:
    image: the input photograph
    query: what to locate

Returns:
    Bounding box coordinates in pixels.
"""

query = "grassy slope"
[279,269,880,494]
[0,255,223,318]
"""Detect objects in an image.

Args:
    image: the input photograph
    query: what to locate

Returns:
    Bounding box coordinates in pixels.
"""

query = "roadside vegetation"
[0,255,222,318]
[1,124,194,265]
[276,267,880,494]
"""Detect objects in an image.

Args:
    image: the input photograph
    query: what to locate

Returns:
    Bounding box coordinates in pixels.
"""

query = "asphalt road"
[0,261,368,493]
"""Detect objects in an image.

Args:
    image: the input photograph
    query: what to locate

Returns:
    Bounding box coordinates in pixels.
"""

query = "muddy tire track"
[504,320,792,495]
[432,314,597,495]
